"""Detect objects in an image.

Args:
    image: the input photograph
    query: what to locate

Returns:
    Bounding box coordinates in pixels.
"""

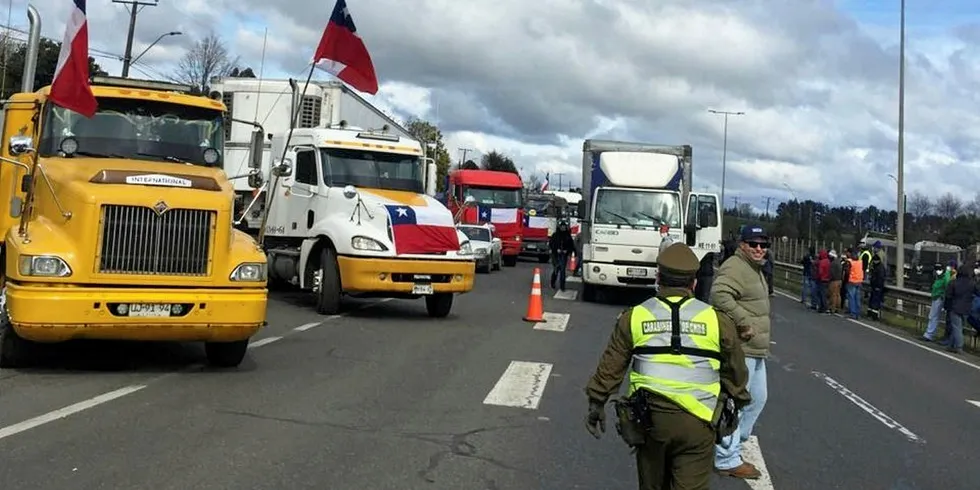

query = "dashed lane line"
[532,312,571,332]
[968,400,980,409]
[773,290,980,373]
[812,371,924,444]
[0,298,395,442]
[554,290,577,300]
[483,361,553,409]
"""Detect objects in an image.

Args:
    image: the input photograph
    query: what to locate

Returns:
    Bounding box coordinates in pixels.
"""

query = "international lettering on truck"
[576,139,721,303]
[447,169,524,267]
[248,126,475,318]
[0,7,269,368]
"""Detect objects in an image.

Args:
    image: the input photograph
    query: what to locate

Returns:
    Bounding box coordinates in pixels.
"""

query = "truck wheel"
[425,293,454,318]
[316,247,342,315]
[204,339,249,368]
[0,285,30,368]
[503,255,517,267]
[538,255,549,263]
[493,253,502,271]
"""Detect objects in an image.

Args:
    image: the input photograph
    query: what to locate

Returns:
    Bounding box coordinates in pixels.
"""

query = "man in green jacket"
[921,262,951,342]
[710,225,771,480]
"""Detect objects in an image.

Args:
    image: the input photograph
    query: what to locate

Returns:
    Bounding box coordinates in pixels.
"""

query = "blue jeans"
[940,313,965,350]
[715,357,768,470]
[923,298,944,340]
[551,252,567,290]
[847,284,861,318]
[801,277,812,304]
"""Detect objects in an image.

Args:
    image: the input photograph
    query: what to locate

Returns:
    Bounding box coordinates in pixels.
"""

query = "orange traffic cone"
[523,268,546,323]
[568,253,577,272]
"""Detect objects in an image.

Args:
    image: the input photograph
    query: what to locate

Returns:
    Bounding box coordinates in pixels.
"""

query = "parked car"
[457,223,502,273]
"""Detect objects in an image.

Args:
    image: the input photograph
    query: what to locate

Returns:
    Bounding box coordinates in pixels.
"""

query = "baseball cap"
[740,225,768,242]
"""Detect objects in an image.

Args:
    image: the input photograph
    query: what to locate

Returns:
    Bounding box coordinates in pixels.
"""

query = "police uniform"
[585,243,751,490]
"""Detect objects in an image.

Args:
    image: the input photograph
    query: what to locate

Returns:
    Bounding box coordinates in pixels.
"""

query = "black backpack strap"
[633,296,722,362]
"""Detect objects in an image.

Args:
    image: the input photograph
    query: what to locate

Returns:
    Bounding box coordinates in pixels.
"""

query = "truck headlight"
[18,255,71,277]
[230,262,267,281]
[459,240,473,255]
[351,236,388,251]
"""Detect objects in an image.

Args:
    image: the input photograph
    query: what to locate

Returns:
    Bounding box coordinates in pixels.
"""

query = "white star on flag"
[396,208,408,217]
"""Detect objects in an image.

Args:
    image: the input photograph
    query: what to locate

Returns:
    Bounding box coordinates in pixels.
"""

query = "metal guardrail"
[771,260,979,351]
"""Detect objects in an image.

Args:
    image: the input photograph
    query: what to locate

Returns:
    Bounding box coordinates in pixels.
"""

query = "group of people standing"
[799,242,887,320]
[922,260,980,354]
[584,225,774,489]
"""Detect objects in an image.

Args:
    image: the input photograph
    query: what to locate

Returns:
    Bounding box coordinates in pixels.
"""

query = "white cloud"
[12,0,980,209]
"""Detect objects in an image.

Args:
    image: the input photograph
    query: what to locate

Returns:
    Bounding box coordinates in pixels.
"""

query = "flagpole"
[257,61,318,245]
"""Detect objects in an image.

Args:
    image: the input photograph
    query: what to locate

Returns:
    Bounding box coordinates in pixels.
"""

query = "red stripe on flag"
[391,224,460,255]
[313,1,378,94]
[49,14,96,117]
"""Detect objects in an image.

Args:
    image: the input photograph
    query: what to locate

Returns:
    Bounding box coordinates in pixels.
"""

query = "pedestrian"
[828,250,842,314]
[846,249,864,319]
[709,225,771,480]
[800,247,814,306]
[549,219,575,291]
[815,250,831,313]
[867,255,886,320]
[584,241,751,490]
[940,265,975,354]
[840,252,852,312]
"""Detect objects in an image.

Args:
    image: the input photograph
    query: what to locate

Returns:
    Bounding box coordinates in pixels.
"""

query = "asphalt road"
[0,262,977,489]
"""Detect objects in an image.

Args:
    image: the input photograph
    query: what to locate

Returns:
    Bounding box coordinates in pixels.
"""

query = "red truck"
[447,169,524,267]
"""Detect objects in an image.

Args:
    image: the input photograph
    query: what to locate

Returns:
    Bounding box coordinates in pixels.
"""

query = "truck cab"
[447,169,524,267]
[520,193,568,263]
[577,140,721,302]
[259,127,475,317]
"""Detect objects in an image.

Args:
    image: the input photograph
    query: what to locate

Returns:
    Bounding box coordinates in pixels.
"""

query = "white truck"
[576,140,722,302]
[209,77,436,232]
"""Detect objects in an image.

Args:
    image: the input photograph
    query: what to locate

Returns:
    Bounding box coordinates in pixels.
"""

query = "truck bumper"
[520,240,549,257]
[337,256,475,294]
[582,261,658,288]
[6,282,267,343]
[501,240,521,256]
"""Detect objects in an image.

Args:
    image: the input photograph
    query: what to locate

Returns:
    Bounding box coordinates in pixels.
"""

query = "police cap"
[658,242,700,276]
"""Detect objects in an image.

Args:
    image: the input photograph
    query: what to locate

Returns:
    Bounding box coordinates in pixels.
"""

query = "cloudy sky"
[5,0,980,214]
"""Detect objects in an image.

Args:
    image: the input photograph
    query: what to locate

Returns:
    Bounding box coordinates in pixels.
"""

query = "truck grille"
[98,205,215,276]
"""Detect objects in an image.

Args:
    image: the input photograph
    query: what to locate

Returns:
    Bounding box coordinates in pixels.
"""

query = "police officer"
[584,242,751,490]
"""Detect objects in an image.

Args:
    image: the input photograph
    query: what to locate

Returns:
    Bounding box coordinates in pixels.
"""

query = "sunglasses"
[745,241,770,249]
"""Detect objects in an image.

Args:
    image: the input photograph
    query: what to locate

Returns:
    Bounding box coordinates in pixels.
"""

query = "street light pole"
[895,0,907,288]
[129,31,182,68]
[708,109,744,219]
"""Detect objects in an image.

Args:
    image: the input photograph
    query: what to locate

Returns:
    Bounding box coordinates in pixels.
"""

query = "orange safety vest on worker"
[848,258,864,284]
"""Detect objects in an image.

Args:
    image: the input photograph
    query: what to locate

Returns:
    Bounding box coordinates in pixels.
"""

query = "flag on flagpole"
[312,0,379,94]
[540,173,550,192]
[49,0,97,118]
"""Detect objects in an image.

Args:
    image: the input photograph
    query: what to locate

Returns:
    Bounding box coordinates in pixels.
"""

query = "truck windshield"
[594,189,681,228]
[321,148,422,193]
[464,186,522,207]
[38,97,224,167]
[526,197,567,218]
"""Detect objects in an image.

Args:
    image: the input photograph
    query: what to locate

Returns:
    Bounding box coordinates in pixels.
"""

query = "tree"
[0,37,106,98]
[403,117,451,192]
[461,160,479,170]
[173,33,239,92]
[229,67,256,78]
[481,150,518,174]
[935,192,963,221]
[907,191,932,219]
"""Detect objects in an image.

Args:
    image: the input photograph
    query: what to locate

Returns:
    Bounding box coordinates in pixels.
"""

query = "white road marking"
[742,435,775,490]
[566,276,582,283]
[554,290,577,300]
[533,312,570,332]
[483,361,553,409]
[293,322,322,332]
[0,385,146,441]
[812,371,924,444]
[247,336,282,349]
[773,290,980,373]
[968,400,980,409]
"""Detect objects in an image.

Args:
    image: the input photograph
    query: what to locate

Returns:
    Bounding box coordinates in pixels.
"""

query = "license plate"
[127,303,172,317]
[626,268,648,277]
[526,243,537,249]
[412,284,434,295]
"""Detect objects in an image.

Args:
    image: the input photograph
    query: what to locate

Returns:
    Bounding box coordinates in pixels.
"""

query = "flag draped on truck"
[384,204,460,255]
[476,204,519,224]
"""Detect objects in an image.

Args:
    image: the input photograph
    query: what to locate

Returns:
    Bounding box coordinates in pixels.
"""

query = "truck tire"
[316,247,342,315]
[0,286,29,368]
[204,339,249,368]
[503,255,518,267]
[425,293,453,318]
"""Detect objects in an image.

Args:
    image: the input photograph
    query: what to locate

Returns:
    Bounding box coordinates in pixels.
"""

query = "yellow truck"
[0,8,268,368]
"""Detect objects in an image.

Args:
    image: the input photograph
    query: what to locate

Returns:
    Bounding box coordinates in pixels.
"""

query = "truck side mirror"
[272,159,292,177]
[248,128,264,170]
[9,135,33,156]
[577,200,586,219]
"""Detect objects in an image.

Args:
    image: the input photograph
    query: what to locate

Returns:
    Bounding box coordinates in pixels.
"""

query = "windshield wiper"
[605,211,637,229]
[137,152,187,164]
[70,150,126,158]
[634,212,663,226]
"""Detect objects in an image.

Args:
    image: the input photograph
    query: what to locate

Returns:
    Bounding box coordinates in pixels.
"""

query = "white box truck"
[576,140,722,302]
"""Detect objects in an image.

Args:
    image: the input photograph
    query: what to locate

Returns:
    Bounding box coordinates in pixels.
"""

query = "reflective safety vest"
[848,258,864,283]
[628,295,722,423]
[860,249,873,273]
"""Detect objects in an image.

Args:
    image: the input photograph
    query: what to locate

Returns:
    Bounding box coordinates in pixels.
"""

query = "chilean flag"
[540,173,550,192]
[49,0,97,118]
[312,0,379,94]
[385,204,460,255]
[476,204,518,224]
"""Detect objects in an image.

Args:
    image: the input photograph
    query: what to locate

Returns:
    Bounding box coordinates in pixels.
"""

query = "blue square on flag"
[522,213,530,227]
[477,204,492,222]
[386,205,417,225]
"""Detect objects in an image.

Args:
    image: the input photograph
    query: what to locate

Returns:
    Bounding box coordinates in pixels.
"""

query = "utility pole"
[457,147,473,170]
[708,109,745,223]
[731,196,740,217]
[895,0,907,289]
[115,0,158,78]
[553,172,566,191]
[762,196,773,220]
